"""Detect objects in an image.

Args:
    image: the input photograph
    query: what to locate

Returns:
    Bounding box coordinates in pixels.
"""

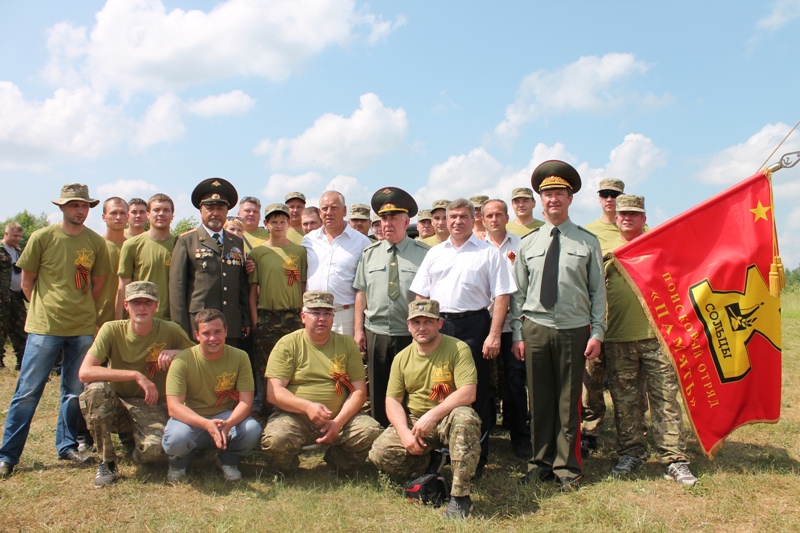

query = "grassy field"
[0,313,798,532]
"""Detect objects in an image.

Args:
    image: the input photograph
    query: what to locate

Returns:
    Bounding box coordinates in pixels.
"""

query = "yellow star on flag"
[750,201,771,222]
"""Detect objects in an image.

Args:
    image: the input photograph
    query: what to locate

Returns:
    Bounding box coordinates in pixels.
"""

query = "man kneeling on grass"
[261,291,382,473]
[162,309,261,483]
[369,300,481,520]
[79,281,195,488]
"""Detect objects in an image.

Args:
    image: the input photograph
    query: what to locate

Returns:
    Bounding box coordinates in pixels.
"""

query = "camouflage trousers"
[606,338,688,464]
[262,409,382,472]
[253,310,302,399]
[369,406,481,497]
[0,290,28,365]
[79,381,168,464]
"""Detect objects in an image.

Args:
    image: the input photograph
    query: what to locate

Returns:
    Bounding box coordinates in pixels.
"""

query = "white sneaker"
[166,465,186,484]
[216,459,242,481]
[664,461,698,487]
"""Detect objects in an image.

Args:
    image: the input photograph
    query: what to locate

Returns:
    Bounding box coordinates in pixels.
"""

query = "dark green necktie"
[212,232,222,247]
[388,245,399,300]
[540,227,559,309]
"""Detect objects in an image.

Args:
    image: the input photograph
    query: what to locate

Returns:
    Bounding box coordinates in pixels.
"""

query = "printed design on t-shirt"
[430,361,453,403]
[74,248,94,293]
[283,253,301,286]
[214,371,240,406]
[145,342,167,378]
[329,353,355,396]
[165,252,172,267]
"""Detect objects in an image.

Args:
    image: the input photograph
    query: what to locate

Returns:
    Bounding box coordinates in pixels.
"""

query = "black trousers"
[441,310,491,467]
[500,331,531,444]
[366,330,413,428]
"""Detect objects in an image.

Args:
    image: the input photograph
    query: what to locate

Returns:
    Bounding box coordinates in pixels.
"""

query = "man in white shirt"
[482,199,531,459]
[302,191,371,337]
[410,198,516,476]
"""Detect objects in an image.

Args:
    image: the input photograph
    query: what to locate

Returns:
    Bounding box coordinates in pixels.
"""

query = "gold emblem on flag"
[689,265,781,383]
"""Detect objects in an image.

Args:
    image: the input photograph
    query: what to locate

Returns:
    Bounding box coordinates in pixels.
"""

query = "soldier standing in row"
[0,222,27,370]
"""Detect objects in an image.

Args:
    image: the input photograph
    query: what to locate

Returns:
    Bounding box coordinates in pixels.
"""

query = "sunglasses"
[226,216,243,221]
[599,190,621,199]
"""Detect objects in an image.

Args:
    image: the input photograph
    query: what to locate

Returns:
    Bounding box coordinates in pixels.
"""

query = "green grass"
[1,319,800,532]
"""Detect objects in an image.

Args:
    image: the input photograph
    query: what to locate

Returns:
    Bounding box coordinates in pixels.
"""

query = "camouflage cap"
[125,281,159,302]
[469,195,489,208]
[264,203,290,219]
[616,194,645,213]
[431,199,450,212]
[372,214,382,225]
[303,290,335,309]
[52,183,100,208]
[407,299,440,320]
[598,178,625,194]
[349,203,371,220]
[285,192,306,203]
[511,187,534,200]
[417,209,432,222]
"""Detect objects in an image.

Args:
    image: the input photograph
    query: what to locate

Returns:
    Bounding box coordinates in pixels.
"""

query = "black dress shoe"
[518,465,555,485]
[0,461,14,479]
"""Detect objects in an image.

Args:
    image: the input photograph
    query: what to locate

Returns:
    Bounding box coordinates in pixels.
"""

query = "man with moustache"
[0,184,111,478]
[348,204,372,237]
[511,161,606,492]
[353,187,430,427]
[302,191,370,336]
[285,192,307,244]
[170,178,250,347]
[117,194,175,321]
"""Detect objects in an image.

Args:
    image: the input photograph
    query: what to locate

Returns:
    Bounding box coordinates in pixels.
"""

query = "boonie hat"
[52,183,100,208]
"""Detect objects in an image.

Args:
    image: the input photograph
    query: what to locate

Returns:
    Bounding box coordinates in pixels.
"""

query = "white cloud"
[493,53,660,142]
[0,82,129,164]
[694,122,800,185]
[260,171,326,202]
[46,0,402,93]
[413,134,666,224]
[755,0,800,31]
[131,93,186,150]
[96,179,158,200]
[186,90,255,117]
[324,175,369,206]
[254,93,408,172]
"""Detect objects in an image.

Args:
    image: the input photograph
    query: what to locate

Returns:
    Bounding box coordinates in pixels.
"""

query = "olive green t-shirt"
[242,228,270,253]
[287,227,304,245]
[166,345,255,417]
[266,329,365,416]
[89,318,194,399]
[604,259,655,343]
[17,224,112,336]
[506,219,544,237]
[583,218,621,255]
[118,233,174,319]
[247,243,307,311]
[96,238,125,326]
[421,235,446,247]
[387,335,477,418]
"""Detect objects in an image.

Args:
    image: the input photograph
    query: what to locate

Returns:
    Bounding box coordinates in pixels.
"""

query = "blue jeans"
[0,334,94,465]
[162,411,261,469]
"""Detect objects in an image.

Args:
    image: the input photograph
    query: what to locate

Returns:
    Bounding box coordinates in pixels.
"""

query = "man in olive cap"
[603,195,697,486]
[348,203,372,237]
[354,187,430,426]
[170,178,251,347]
[0,183,112,478]
[584,178,626,254]
[420,199,450,247]
[79,281,194,487]
[415,209,435,241]
[284,192,307,244]
[370,214,384,242]
[511,161,606,491]
[469,195,489,241]
[506,187,544,237]
[262,291,382,473]
[369,299,481,519]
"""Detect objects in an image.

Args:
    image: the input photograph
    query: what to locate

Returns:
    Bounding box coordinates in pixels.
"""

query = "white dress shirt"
[410,233,516,313]
[485,231,520,333]
[303,224,370,307]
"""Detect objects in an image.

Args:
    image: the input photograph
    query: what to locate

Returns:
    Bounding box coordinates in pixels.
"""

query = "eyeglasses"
[599,190,621,199]
[226,216,243,221]
[305,310,335,319]
[240,196,261,207]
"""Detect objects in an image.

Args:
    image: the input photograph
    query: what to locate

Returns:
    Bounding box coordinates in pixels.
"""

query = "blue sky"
[2,0,800,266]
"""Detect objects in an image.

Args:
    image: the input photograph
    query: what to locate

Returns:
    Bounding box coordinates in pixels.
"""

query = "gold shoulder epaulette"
[179,228,198,237]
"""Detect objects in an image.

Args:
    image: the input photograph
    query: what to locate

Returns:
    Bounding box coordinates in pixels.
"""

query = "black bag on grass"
[404,473,449,507]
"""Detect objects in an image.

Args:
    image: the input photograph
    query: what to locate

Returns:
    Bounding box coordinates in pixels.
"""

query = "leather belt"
[334,304,352,311]
[439,309,486,320]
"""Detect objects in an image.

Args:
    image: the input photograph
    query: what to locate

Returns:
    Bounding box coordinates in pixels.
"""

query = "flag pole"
[764,150,799,296]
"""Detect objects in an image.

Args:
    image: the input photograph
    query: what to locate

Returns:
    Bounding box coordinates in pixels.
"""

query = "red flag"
[613,171,782,458]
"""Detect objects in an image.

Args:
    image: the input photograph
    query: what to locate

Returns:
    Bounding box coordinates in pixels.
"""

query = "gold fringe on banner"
[765,169,785,297]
